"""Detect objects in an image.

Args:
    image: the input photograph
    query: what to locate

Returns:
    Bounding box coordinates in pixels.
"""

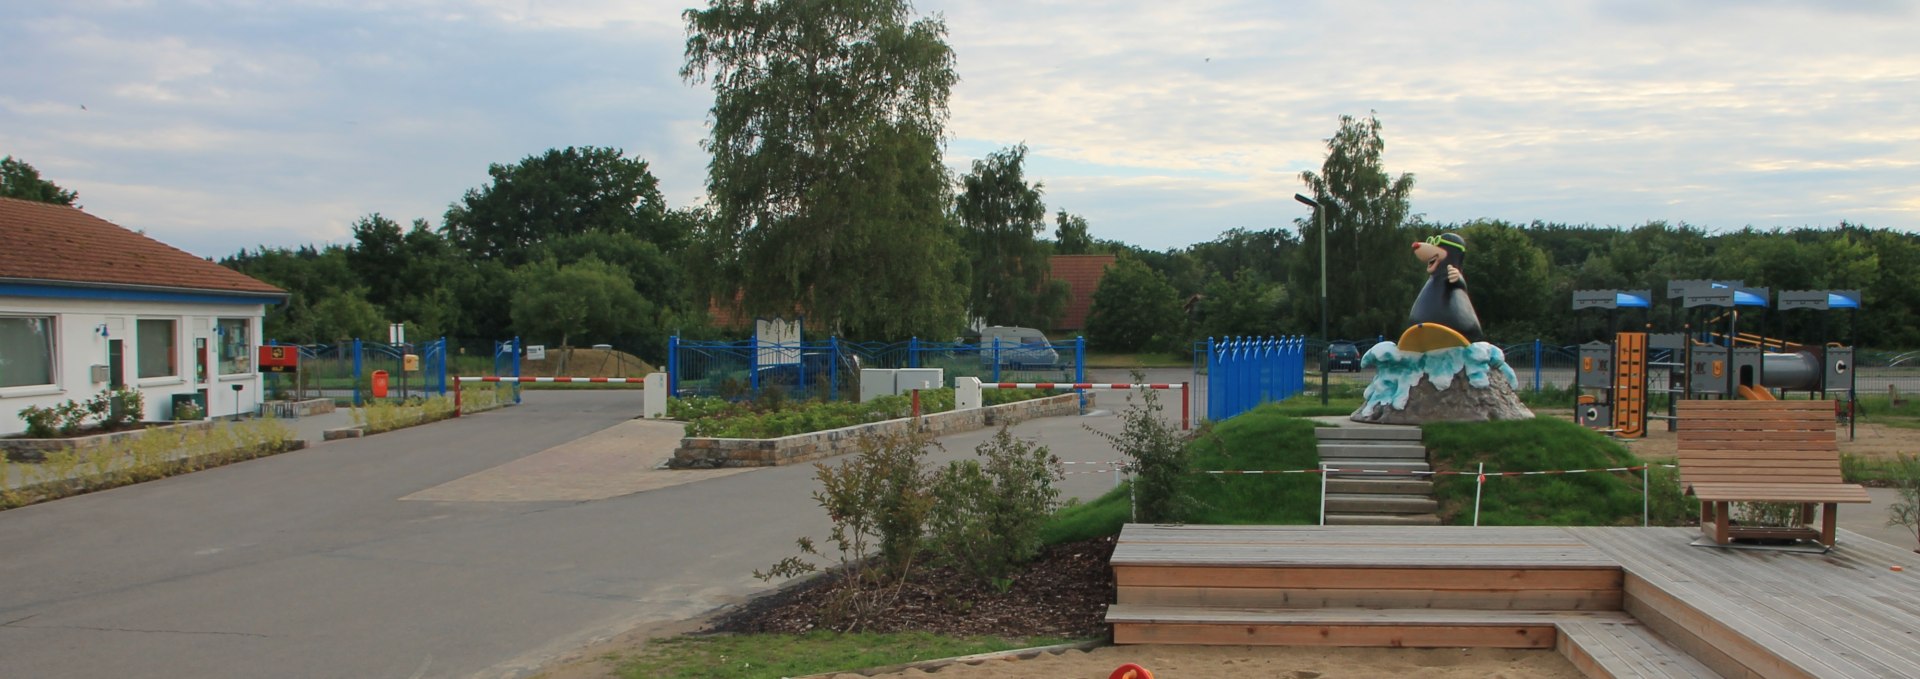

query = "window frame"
[0,314,59,392]
[216,317,253,376]
[136,317,180,381]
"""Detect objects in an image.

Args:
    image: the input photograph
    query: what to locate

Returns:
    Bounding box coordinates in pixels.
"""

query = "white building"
[0,197,286,435]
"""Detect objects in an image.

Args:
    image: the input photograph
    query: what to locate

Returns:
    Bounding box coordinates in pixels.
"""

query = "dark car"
[1326,341,1362,372]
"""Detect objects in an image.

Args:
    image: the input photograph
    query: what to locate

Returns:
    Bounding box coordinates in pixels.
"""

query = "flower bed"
[1,419,220,463]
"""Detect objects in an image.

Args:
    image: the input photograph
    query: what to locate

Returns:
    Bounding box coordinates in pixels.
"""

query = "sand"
[815,644,1583,679]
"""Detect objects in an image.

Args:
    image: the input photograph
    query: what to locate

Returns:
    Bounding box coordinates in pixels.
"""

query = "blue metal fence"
[1205,336,1307,421]
[668,336,1087,401]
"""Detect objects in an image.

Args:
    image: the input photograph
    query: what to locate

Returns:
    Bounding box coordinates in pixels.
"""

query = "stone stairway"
[1315,426,1440,525]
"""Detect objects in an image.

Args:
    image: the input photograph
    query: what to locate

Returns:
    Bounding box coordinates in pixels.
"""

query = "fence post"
[908,336,919,368]
[512,336,522,404]
[1534,338,1543,391]
[1318,462,1328,526]
[1642,465,1651,527]
[352,338,363,407]
[668,335,679,397]
[991,337,1002,383]
[1473,462,1486,527]
[1075,336,1086,413]
[830,336,841,400]
[438,337,448,396]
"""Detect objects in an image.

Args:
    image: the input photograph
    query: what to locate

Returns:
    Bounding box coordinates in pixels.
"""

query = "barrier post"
[1181,382,1191,430]
[1473,463,1486,527]
[911,388,921,421]
[512,336,523,404]
[1075,336,1086,413]
[453,377,462,417]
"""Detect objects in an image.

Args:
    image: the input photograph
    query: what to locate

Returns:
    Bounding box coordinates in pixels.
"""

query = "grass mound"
[1423,417,1668,526]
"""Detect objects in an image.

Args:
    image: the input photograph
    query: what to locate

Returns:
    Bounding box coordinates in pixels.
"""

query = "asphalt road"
[0,382,1192,679]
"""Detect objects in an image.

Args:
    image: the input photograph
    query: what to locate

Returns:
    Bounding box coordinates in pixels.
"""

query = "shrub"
[1089,372,1189,522]
[18,405,59,438]
[926,428,1063,588]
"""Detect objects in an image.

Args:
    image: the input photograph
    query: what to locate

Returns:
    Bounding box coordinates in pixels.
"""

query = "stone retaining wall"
[669,393,1087,469]
[1,420,221,463]
[264,398,337,418]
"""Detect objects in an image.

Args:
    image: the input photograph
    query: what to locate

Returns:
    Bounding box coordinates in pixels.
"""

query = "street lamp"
[1294,193,1329,405]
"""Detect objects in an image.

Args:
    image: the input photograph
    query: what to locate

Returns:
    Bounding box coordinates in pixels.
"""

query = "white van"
[976,326,1058,368]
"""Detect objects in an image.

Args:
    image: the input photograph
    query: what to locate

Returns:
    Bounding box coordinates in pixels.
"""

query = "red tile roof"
[0,196,282,297]
[1049,254,1117,331]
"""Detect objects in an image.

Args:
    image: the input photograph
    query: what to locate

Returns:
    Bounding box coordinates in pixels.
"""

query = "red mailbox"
[371,370,390,398]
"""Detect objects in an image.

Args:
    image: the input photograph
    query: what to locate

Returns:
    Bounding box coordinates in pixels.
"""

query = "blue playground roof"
[1828,292,1861,309]
[1615,291,1651,308]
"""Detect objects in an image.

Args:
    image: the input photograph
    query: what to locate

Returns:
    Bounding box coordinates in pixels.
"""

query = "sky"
[3,1,1917,258]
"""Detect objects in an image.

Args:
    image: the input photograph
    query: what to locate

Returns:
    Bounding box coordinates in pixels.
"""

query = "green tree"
[1198,269,1284,339]
[346,213,408,308]
[682,0,966,339]
[1451,220,1553,341]
[1054,210,1093,255]
[509,257,653,349]
[956,144,1066,328]
[308,287,386,341]
[1,156,79,206]
[1085,258,1183,352]
[1295,113,1417,339]
[442,146,677,266]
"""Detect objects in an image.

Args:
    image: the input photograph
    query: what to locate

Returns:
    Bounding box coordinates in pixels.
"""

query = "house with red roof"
[1047,254,1116,332]
[0,197,286,433]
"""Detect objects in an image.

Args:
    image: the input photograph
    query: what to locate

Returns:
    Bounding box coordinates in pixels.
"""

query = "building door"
[195,337,209,384]
[108,339,126,389]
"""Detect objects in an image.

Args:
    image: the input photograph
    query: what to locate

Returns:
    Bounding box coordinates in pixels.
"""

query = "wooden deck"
[1106,524,1920,679]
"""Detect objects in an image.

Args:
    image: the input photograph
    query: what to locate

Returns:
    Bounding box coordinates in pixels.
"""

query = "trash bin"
[372,370,390,398]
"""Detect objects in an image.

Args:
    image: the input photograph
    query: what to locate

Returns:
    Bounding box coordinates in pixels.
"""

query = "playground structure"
[1572,282,1860,438]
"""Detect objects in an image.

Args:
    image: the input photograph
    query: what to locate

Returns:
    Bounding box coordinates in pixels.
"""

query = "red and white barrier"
[454,373,665,418]
[958,377,1189,429]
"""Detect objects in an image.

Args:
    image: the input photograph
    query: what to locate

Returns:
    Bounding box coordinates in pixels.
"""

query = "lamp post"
[1294,193,1329,405]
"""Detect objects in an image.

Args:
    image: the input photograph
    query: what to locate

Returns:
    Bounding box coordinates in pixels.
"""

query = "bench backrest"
[1676,400,1840,486]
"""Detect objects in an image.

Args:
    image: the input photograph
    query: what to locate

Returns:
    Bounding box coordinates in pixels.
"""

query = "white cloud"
[1,0,1915,256]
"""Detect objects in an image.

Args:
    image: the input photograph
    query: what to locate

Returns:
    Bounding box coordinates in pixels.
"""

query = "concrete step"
[1322,460,1430,479]
[1323,513,1443,526]
[1316,443,1427,460]
[1314,426,1422,441]
[1325,493,1439,514]
[1326,478,1433,495]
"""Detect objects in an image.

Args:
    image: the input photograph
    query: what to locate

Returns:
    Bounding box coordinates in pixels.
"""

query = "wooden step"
[1557,618,1725,678]
[1324,513,1443,526]
[1326,478,1433,495]
[1315,426,1422,441]
[1107,604,1637,648]
[1116,577,1617,610]
[1318,442,1428,460]
[1325,493,1438,514]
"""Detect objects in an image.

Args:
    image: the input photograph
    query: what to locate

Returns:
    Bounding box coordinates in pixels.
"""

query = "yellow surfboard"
[1397,323,1471,353]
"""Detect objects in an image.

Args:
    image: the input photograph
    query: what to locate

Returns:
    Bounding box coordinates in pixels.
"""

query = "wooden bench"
[1676,400,1870,547]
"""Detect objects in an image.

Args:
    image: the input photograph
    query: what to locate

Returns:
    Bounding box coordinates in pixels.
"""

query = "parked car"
[1326,341,1362,372]
[975,326,1059,369]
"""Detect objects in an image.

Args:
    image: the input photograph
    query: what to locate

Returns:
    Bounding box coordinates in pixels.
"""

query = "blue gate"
[1205,336,1306,421]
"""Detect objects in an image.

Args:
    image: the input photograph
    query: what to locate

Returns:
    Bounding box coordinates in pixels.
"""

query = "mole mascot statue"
[1402,232,1482,348]
[1350,230,1533,424]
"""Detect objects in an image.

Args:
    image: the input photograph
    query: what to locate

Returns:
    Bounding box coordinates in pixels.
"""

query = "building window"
[0,316,56,388]
[217,318,251,375]
[137,318,178,379]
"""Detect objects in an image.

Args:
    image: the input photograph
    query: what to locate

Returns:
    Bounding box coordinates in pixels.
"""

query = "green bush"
[926,429,1063,588]
[1089,378,1188,522]
[1423,417,1680,525]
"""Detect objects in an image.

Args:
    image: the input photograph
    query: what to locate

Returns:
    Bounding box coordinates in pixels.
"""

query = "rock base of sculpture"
[1350,341,1536,425]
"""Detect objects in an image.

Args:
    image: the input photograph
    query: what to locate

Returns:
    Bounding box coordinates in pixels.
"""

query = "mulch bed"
[706,536,1116,639]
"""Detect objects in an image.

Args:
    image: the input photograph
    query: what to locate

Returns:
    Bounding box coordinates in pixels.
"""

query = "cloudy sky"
[3,1,1916,258]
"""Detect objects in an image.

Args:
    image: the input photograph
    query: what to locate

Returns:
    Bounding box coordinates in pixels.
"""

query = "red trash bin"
[372,370,390,398]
